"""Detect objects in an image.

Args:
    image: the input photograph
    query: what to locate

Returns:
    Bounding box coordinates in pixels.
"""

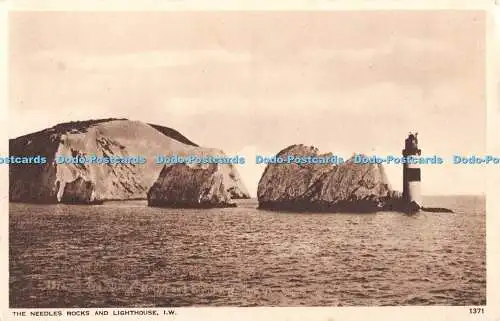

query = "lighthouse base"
[405,201,421,214]
[377,195,454,214]
[381,198,422,214]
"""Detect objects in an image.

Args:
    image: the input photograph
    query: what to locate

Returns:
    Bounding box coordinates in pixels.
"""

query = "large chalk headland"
[9,118,250,205]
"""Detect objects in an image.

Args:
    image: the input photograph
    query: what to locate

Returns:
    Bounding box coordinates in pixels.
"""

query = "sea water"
[9,196,485,307]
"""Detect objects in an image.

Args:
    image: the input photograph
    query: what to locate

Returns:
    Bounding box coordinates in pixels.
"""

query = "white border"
[1,1,497,321]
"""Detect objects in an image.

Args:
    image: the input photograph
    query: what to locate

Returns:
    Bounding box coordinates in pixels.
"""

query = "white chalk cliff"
[9,119,250,204]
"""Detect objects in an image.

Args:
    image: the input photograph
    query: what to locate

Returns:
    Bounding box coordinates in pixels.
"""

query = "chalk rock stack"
[257,144,394,212]
[147,163,236,208]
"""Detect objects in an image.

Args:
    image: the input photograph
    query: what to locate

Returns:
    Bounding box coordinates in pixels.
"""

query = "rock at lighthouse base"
[407,201,421,214]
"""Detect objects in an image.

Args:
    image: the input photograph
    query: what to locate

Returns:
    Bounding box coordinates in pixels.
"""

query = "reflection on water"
[9,196,485,307]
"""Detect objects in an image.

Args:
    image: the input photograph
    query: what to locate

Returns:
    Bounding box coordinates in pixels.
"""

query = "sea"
[9,195,486,308]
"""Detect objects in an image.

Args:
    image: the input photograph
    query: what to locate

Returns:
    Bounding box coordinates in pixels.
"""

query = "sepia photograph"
[7,9,487,312]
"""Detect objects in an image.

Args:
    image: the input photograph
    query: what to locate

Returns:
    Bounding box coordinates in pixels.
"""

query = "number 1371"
[469,307,484,314]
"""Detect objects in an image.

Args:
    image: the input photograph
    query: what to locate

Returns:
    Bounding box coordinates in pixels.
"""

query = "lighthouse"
[402,132,422,213]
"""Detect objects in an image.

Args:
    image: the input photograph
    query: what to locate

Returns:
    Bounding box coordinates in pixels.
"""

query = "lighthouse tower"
[402,132,422,212]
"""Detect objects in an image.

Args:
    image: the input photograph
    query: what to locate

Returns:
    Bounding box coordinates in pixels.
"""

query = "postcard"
[1,1,498,320]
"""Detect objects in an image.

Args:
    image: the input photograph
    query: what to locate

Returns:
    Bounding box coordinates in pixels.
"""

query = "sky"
[8,11,486,196]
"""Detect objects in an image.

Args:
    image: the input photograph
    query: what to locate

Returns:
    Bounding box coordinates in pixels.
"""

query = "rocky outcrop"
[147,163,236,208]
[9,118,250,204]
[257,144,398,213]
[60,177,102,204]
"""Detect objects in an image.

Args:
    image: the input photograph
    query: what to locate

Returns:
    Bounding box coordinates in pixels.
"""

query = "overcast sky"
[9,11,486,196]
